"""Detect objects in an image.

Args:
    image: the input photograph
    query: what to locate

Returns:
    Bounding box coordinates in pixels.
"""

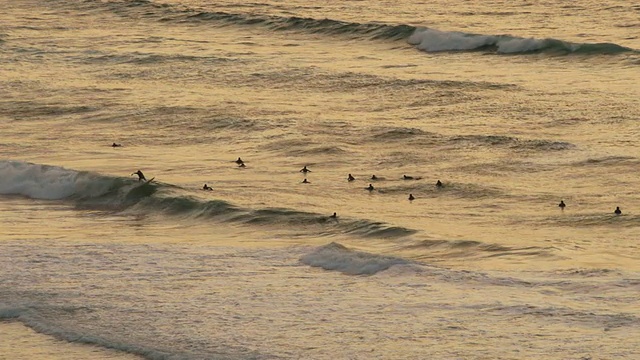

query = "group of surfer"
[304,166,623,216]
[558,200,622,215]
[126,153,625,217]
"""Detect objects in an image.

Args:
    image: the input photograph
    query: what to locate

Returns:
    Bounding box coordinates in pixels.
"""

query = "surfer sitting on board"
[132,170,147,182]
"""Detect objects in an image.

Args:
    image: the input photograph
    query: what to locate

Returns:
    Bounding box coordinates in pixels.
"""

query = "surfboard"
[144,177,155,184]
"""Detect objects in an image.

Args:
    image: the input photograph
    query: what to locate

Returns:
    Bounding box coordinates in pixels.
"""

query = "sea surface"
[1,0,639,359]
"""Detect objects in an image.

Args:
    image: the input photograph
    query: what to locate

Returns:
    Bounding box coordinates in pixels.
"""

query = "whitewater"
[1,0,639,359]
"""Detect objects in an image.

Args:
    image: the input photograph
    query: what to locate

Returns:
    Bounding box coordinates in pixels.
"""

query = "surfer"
[330,212,337,219]
[131,170,146,182]
[348,174,355,182]
[436,180,443,188]
[559,200,566,209]
[302,179,310,183]
[371,175,378,180]
[403,175,414,180]
[300,166,311,173]
[235,157,244,165]
[366,184,375,192]
[112,142,122,147]
[614,206,622,215]
[203,184,213,191]
[408,194,415,201]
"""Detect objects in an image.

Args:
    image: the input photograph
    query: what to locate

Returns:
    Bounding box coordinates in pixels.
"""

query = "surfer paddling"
[132,170,147,182]
[300,166,311,173]
[203,184,213,191]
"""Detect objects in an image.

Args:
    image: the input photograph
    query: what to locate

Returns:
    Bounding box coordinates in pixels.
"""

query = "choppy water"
[1,0,639,359]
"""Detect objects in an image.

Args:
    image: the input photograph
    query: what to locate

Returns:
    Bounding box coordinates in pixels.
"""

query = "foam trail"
[0,307,179,360]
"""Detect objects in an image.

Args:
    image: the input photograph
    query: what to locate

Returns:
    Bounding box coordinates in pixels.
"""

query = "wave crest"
[300,242,410,275]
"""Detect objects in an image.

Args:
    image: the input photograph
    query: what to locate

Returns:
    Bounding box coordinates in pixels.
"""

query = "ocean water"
[1,0,639,358]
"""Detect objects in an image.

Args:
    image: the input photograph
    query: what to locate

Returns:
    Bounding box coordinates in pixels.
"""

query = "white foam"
[408,28,496,52]
[408,27,565,54]
[0,160,113,200]
[300,242,408,275]
[496,37,546,53]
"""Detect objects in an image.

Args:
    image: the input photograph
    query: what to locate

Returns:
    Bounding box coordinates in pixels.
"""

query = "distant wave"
[300,242,410,275]
[487,304,640,329]
[0,160,416,240]
[571,155,640,167]
[184,11,414,40]
[371,127,437,141]
[555,268,621,277]
[450,135,575,151]
[367,128,574,153]
[78,0,637,57]
[83,52,231,66]
[407,239,554,259]
[545,212,640,227]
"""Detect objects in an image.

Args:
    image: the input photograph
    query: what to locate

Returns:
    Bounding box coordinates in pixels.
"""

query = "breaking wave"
[408,28,636,55]
[0,160,416,240]
[300,242,410,275]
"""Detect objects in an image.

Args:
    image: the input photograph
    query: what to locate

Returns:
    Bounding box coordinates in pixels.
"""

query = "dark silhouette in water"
[371,175,378,180]
[238,163,246,168]
[329,212,337,219]
[436,180,443,188]
[366,184,375,192]
[302,178,310,183]
[348,174,355,182]
[203,184,213,191]
[235,157,244,164]
[403,175,414,180]
[408,194,415,201]
[559,200,566,209]
[300,166,311,173]
[112,142,122,147]
[131,170,146,182]
[614,206,622,215]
